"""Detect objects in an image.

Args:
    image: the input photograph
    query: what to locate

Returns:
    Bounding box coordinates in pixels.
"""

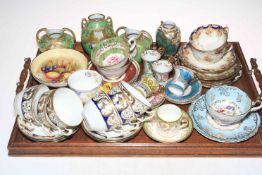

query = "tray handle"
[250,58,262,99]
[16,58,31,94]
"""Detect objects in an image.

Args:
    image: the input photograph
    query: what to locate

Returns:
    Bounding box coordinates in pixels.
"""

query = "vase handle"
[36,28,48,43]
[62,27,76,43]
[81,18,88,30]
[141,30,153,43]
[106,16,113,26]
[116,26,127,36]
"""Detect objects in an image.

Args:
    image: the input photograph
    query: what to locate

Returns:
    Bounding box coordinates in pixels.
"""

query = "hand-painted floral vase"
[81,13,115,55]
[116,27,153,63]
[156,21,181,57]
[36,28,76,52]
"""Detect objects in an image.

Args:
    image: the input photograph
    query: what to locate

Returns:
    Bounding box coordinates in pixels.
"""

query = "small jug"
[156,21,181,57]
[116,27,153,63]
[36,28,76,52]
[81,13,115,55]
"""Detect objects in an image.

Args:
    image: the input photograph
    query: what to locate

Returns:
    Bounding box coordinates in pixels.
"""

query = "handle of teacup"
[224,26,229,33]
[157,47,165,56]
[36,28,48,43]
[179,117,189,129]
[62,27,76,43]
[250,99,262,113]
[141,30,153,43]
[59,127,74,136]
[81,18,88,30]
[116,26,127,36]
[106,16,113,26]
[137,110,156,123]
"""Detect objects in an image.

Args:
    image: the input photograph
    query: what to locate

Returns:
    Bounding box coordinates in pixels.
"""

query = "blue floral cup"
[205,85,262,125]
[167,66,195,96]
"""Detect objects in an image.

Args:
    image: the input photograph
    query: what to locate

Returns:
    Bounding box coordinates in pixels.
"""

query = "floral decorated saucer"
[88,59,140,86]
[143,108,193,143]
[188,95,261,143]
[164,78,202,104]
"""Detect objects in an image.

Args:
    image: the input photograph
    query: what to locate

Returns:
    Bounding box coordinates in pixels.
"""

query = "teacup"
[167,66,195,96]
[205,85,262,126]
[152,60,173,84]
[45,88,83,129]
[141,50,161,75]
[119,81,153,117]
[68,70,102,103]
[189,24,229,64]
[83,90,124,131]
[156,104,189,132]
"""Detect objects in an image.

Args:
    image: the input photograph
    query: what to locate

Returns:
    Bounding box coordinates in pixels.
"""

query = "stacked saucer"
[179,24,242,88]
[14,85,83,142]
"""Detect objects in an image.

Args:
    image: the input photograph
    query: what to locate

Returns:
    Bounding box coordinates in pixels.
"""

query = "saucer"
[143,108,193,143]
[164,79,202,104]
[188,95,261,143]
[17,116,78,142]
[82,118,143,142]
[147,92,165,109]
[179,43,237,73]
[88,60,140,86]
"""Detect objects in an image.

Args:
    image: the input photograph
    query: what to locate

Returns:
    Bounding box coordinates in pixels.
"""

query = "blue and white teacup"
[167,66,195,96]
[205,85,262,126]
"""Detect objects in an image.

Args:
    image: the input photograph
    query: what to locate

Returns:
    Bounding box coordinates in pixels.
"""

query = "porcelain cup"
[168,66,195,96]
[155,104,189,132]
[68,70,102,103]
[45,88,83,129]
[205,85,262,126]
[152,60,173,85]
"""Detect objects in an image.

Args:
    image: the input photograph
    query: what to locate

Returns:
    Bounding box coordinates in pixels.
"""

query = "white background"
[1,0,262,174]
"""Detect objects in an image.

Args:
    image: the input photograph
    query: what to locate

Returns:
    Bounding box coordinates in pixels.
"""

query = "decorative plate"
[30,48,88,87]
[143,108,193,143]
[164,78,202,104]
[188,95,261,143]
[88,59,140,86]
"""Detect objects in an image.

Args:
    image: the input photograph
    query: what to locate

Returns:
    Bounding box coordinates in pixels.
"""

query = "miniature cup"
[141,50,161,75]
[68,70,102,103]
[168,66,195,96]
[152,60,173,85]
[156,104,189,132]
[205,85,262,126]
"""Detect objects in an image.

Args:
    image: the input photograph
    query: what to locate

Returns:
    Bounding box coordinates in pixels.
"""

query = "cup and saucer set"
[188,86,262,143]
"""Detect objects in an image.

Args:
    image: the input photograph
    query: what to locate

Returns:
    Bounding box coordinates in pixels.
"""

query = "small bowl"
[30,49,88,87]
[205,85,262,126]
[91,37,130,68]
[68,70,102,103]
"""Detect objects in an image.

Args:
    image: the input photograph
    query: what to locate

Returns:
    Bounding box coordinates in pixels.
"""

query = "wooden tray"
[8,42,262,156]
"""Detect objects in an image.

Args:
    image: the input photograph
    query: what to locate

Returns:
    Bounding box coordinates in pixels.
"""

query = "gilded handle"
[141,30,153,43]
[81,18,88,30]
[179,117,189,130]
[116,26,127,36]
[36,28,48,43]
[157,47,165,56]
[250,100,262,113]
[106,16,113,26]
[62,27,76,43]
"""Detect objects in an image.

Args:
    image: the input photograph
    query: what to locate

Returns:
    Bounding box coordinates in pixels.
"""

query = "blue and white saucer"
[164,79,202,104]
[188,95,261,143]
